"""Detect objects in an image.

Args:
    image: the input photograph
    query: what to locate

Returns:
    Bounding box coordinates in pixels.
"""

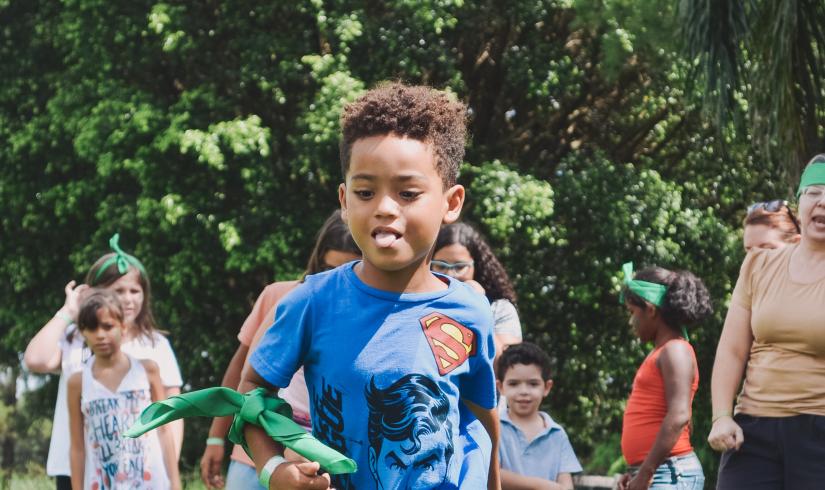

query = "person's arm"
[67,372,85,490]
[145,360,181,490]
[707,302,752,452]
[23,280,88,373]
[501,470,566,490]
[164,386,184,459]
[623,341,695,490]
[463,399,501,490]
[200,342,250,488]
[238,368,330,490]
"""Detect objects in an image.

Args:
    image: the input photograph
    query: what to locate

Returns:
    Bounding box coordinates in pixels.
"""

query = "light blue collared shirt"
[498,406,583,482]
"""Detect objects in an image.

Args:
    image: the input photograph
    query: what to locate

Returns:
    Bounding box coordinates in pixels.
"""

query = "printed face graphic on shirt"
[366,374,454,489]
[419,312,476,375]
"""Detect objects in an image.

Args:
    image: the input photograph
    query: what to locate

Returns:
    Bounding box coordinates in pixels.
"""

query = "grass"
[5,470,210,489]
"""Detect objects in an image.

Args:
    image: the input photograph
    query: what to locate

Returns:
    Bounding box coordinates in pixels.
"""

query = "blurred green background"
[2,0,823,487]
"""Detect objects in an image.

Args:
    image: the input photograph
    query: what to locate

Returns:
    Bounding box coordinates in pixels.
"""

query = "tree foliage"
[0,0,801,476]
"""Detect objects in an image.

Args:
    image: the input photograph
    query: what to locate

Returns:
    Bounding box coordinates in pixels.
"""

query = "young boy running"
[497,342,581,490]
[240,83,500,490]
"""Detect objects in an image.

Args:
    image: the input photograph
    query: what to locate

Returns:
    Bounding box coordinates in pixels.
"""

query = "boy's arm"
[501,470,569,490]
[67,373,85,490]
[462,399,501,490]
[145,360,182,490]
[238,367,330,490]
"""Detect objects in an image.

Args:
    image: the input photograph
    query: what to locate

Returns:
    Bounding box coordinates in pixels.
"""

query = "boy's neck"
[356,258,448,293]
[507,407,546,434]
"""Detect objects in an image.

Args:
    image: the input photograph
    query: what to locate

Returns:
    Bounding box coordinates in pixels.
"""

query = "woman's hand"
[708,415,744,452]
[62,280,89,320]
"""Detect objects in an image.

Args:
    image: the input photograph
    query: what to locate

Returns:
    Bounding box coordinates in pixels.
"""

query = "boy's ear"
[496,379,503,393]
[338,183,348,221]
[442,184,465,224]
[544,379,554,397]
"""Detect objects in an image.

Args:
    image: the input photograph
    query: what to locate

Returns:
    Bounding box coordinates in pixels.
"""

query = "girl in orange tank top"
[617,263,712,490]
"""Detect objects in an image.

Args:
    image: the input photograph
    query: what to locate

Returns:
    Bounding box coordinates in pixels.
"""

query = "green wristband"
[206,437,224,446]
[258,455,286,488]
[56,311,73,325]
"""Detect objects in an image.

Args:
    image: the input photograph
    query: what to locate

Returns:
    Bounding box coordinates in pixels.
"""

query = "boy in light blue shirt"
[497,342,581,490]
[240,83,500,490]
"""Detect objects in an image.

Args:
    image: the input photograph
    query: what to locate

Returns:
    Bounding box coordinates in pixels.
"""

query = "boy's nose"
[375,194,400,217]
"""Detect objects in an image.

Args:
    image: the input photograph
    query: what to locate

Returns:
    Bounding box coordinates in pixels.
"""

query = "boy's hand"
[270,461,331,490]
[199,444,225,488]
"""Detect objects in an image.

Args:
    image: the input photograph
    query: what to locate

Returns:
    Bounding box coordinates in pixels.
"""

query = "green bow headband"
[797,160,825,198]
[125,387,357,475]
[93,233,146,284]
[620,262,667,307]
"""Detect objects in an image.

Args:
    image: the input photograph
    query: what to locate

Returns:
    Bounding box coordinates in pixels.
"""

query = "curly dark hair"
[339,82,467,187]
[434,222,517,304]
[623,267,713,331]
[496,342,552,381]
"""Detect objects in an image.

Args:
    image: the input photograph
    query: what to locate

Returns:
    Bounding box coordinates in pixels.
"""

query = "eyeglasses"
[800,185,825,201]
[747,199,801,234]
[431,260,474,275]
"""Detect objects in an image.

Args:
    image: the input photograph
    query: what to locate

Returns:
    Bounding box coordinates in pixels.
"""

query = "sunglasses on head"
[747,199,801,233]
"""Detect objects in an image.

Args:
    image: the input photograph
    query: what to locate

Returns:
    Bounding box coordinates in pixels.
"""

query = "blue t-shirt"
[250,262,497,490]
[498,407,582,482]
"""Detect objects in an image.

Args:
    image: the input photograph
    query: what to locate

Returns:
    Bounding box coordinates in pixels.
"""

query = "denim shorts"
[630,452,705,489]
[226,460,265,490]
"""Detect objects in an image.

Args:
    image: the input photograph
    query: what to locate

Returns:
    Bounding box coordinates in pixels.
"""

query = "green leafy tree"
[1,0,792,477]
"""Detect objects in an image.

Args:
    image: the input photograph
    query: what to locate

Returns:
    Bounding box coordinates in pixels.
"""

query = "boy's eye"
[354,190,373,199]
[399,190,421,200]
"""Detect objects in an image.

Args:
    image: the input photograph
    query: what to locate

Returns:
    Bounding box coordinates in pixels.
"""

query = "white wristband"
[258,455,286,489]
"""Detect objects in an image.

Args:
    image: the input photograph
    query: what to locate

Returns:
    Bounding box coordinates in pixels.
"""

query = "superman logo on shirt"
[419,312,476,375]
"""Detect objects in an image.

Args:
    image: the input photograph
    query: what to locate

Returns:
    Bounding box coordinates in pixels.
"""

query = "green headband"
[93,233,146,284]
[621,262,667,307]
[797,161,825,198]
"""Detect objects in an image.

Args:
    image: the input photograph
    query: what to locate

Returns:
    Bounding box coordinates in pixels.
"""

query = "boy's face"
[339,134,463,276]
[496,363,552,419]
[80,308,125,358]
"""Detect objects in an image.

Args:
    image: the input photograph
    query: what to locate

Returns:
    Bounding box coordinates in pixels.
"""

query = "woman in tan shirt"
[708,154,825,488]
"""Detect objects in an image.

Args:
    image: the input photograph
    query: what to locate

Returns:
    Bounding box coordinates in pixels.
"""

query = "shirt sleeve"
[460,303,497,410]
[249,282,313,389]
[555,429,583,475]
[491,299,522,340]
[731,248,767,310]
[151,335,184,388]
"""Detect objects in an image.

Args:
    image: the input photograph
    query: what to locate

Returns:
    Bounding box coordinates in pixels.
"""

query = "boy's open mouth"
[372,229,401,247]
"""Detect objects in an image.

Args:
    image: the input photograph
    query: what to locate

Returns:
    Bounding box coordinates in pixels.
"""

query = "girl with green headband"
[618,264,712,490]
[23,234,184,490]
[710,154,825,488]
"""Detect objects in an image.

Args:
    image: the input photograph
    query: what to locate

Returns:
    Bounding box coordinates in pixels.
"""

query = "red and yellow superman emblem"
[419,312,476,375]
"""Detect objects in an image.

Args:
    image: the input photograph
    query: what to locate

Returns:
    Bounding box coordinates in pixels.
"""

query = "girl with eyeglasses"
[709,154,825,488]
[433,222,522,355]
[742,200,800,251]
